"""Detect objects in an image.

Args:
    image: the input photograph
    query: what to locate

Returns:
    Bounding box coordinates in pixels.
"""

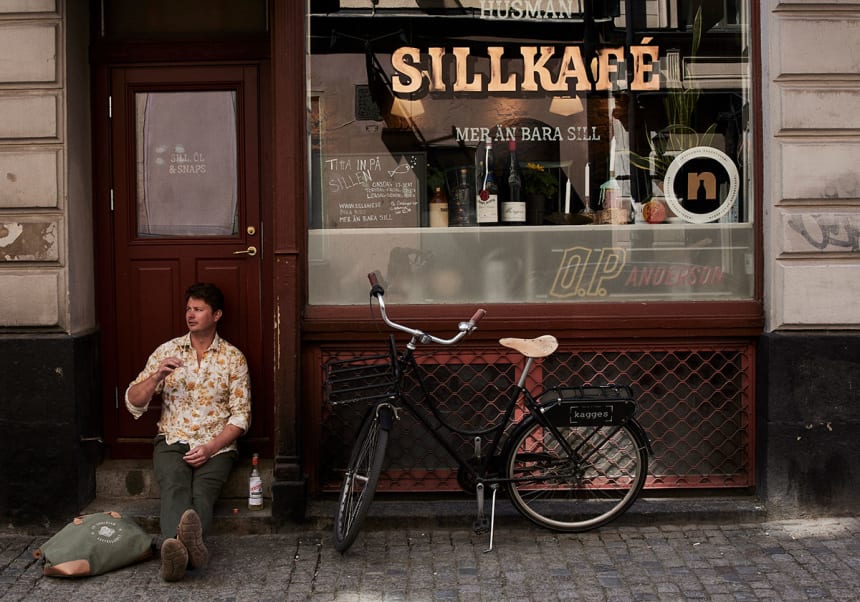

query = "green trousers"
[153,436,237,539]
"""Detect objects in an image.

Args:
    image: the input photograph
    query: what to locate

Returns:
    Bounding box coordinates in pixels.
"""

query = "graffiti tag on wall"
[786,215,860,253]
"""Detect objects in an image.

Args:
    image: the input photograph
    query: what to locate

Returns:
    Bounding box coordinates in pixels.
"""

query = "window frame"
[301,0,764,334]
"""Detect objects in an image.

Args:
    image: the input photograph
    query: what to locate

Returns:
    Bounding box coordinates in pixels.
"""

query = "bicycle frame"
[370,278,607,489]
[394,346,529,484]
[391,346,648,489]
[328,272,651,553]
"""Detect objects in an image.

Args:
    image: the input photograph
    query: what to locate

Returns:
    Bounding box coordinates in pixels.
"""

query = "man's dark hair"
[185,282,225,313]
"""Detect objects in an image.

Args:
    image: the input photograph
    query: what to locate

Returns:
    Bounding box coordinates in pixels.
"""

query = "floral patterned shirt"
[125,333,251,453]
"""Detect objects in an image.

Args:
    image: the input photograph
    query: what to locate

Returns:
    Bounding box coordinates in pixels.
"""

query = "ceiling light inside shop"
[549,95,583,116]
[390,97,425,118]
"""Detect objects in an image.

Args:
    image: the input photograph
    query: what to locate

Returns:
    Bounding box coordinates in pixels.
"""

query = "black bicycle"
[325,272,651,553]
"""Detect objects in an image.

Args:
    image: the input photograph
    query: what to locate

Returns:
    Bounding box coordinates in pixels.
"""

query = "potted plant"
[521,161,560,224]
[629,7,716,197]
[522,161,559,200]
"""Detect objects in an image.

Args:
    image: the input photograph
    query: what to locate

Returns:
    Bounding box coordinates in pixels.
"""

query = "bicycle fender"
[626,418,654,455]
[504,414,653,460]
[375,404,396,431]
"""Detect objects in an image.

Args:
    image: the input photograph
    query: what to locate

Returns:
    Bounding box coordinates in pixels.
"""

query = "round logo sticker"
[663,147,739,224]
[90,520,124,544]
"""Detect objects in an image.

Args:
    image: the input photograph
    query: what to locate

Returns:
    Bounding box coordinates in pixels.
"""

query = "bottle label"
[476,193,498,223]
[429,204,448,227]
[249,476,263,507]
[501,202,526,223]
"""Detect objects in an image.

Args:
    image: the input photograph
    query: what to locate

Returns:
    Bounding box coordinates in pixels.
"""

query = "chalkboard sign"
[322,153,425,228]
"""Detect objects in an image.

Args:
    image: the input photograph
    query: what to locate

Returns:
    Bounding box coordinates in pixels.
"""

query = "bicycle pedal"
[472,517,490,534]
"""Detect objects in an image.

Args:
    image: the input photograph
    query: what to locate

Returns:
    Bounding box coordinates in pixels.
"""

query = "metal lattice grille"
[320,341,754,492]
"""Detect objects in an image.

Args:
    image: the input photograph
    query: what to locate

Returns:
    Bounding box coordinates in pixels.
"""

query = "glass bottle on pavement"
[248,453,264,510]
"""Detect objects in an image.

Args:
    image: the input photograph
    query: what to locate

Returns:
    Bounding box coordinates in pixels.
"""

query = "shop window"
[306,1,754,305]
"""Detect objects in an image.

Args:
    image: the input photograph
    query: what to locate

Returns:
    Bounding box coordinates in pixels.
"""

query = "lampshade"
[390,97,425,118]
[549,95,584,116]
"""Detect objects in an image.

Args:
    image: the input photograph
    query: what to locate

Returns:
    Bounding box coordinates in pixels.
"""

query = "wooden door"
[104,65,269,457]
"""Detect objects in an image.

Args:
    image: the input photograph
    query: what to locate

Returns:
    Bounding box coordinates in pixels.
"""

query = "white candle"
[609,138,616,174]
[585,162,590,199]
[564,178,571,214]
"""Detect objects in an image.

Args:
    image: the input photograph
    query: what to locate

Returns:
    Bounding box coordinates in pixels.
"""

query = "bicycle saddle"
[499,335,558,358]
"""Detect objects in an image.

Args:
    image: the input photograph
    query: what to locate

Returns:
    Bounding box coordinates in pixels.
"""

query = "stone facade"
[0,0,99,527]
[764,3,860,328]
[759,1,860,514]
[0,1,858,525]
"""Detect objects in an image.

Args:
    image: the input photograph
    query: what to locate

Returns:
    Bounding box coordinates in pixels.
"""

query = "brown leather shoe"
[160,537,188,582]
[177,509,208,569]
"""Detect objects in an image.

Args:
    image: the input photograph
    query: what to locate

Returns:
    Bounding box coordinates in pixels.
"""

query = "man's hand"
[184,443,213,467]
[155,356,184,382]
[184,425,243,468]
[127,356,185,409]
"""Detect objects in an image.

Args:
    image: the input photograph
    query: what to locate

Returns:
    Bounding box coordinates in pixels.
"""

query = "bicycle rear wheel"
[505,417,648,532]
[333,404,392,552]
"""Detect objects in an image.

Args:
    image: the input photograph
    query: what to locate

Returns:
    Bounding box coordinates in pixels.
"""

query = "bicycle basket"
[324,337,399,405]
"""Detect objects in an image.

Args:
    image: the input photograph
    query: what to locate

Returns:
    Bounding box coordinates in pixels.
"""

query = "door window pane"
[136,91,238,237]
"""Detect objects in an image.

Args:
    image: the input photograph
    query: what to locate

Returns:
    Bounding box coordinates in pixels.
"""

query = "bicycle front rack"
[324,337,399,405]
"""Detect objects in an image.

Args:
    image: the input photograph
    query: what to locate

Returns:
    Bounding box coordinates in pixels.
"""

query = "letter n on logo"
[687,172,717,200]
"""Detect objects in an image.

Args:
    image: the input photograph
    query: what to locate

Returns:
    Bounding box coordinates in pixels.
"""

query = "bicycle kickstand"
[484,484,498,553]
[472,482,499,553]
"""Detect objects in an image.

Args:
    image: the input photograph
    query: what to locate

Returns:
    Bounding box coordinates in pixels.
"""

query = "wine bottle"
[501,139,526,225]
[429,186,449,227]
[476,139,499,225]
[478,170,500,225]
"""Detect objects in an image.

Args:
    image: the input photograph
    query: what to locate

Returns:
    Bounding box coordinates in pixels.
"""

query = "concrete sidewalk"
[2,511,858,601]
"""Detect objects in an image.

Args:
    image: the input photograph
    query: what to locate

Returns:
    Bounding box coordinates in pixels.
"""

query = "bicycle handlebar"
[367,271,485,345]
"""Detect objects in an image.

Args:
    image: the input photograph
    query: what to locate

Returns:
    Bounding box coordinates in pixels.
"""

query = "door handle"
[233,246,257,257]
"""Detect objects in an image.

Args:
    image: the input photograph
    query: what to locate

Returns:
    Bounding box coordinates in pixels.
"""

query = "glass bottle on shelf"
[429,186,449,227]
[479,170,500,225]
[501,139,525,225]
[476,140,499,225]
[451,167,475,226]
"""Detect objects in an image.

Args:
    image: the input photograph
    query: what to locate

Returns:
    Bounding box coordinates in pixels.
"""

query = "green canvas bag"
[34,511,153,577]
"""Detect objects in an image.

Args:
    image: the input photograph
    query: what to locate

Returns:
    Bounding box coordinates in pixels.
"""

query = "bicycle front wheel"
[333,405,392,553]
[505,417,648,532]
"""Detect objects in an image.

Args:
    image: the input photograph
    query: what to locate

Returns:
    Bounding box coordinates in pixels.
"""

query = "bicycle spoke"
[506,419,647,532]
[330,278,649,545]
[333,406,391,552]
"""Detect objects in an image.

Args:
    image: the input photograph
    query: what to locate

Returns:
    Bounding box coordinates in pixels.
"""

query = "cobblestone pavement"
[2,516,858,601]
